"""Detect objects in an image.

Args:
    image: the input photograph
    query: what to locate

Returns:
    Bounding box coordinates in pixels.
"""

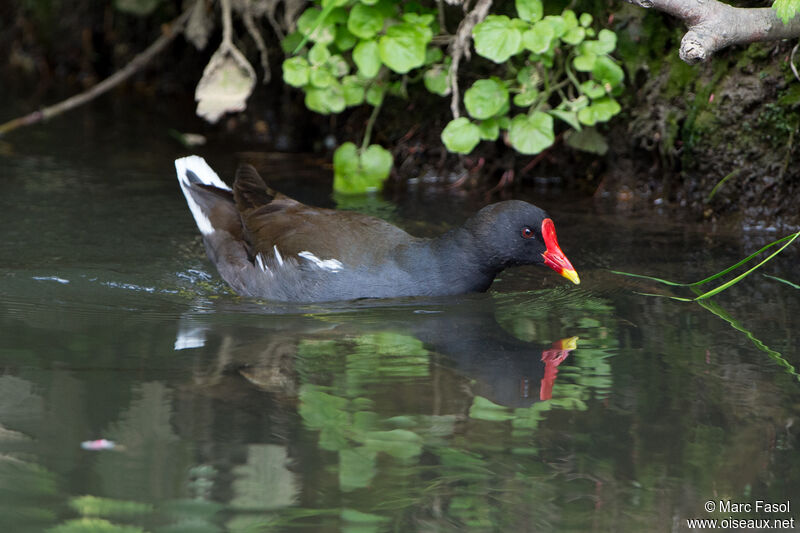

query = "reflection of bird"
[175,156,579,303]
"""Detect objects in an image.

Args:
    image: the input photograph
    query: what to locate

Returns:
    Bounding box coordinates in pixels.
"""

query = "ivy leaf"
[513,87,539,107]
[297,8,336,45]
[423,66,450,96]
[773,0,800,24]
[566,127,608,155]
[305,83,345,114]
[592,56,624,87]
[353,39,381,78]
[441,117,481,154]
[562,26,585,45]
[378,23,429,73]
[478,118,500,141]
[544,15,567,38]
[310,66,336,88]
[507,112,554,154]
[577,97,621,126]
[522,20,554,54]
[549,109,581,131]
[573,53,596,72]
[579,13,593,27]
[472,15,522,63]
[347,3,384,39]
[282,57,310,87]
[579,80,605,99]
[308,42,331,66]
[464,78,509,120]
[342,76,365,106]
[515,0,543,23]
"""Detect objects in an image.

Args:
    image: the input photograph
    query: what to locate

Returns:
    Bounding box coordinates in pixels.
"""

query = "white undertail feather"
[298,251,344,272]
[273,245,284,266]
[175,156,231,235]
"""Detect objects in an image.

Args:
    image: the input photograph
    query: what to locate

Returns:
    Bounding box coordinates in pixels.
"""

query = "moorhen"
[175,156,579,303]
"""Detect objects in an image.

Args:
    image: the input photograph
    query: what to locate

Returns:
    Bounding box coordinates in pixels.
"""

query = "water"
[1,104,799,532]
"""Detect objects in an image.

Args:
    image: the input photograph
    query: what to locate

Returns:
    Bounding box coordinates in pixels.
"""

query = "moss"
[735,42,772,70]
[778,84,800,107]
[755,103,800,149]
[664,52,698,99]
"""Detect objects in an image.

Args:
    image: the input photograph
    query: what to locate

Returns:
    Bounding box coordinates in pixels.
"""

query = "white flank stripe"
[255,253,271,274]
[298,251,343,272]
[174,156,231,236]
[273,245,284,266]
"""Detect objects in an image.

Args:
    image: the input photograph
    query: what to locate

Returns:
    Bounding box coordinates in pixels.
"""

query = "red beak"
[541,218,580,284]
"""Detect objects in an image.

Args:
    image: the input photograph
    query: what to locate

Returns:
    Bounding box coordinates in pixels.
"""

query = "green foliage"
[282,0,623,191]
[773,0,800,24]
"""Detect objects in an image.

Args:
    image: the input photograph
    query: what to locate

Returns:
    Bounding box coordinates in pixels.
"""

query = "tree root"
[0,6,193,137]
[626,0,800,64]
[448,0,492,118]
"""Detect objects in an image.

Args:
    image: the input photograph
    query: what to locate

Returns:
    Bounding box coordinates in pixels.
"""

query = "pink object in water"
[80,439,116,451]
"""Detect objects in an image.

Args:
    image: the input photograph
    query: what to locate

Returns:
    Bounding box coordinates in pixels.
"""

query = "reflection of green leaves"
[333,142,393,194]
[69,497,153,518]
[340,448,377,491]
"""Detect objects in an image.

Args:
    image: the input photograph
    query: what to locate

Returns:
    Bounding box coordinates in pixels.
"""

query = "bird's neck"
[425,228,500,294]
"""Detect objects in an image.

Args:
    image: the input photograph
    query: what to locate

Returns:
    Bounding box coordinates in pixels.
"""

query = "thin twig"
[791,42,800,82]
[448,0,492,118]
[0,6,193,137]
[242,1,271,83]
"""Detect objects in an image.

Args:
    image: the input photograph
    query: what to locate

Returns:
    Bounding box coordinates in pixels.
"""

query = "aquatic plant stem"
[0,6,193,137]
[361,100,383,151]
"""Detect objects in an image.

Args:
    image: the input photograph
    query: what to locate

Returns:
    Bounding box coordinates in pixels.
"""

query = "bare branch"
[0,6,193,136]
[448,0,492,119]
[626,0,800,63]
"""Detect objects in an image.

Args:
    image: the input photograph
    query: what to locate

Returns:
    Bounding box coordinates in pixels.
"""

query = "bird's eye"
[521,227,534,239]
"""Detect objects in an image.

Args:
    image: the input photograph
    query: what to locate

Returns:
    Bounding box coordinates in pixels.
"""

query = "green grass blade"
[764,273,800,289]
[611,232,800,293]
[696,298,799,382]
[692,231,800,300]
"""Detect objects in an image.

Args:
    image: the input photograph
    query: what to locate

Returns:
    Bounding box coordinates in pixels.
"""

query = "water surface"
[1,105,799,532]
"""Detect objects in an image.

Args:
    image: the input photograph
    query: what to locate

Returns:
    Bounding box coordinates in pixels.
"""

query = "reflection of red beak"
[541,218,580,284]
[540,336,578,401]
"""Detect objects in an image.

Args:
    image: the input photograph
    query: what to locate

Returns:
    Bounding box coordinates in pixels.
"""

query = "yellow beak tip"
[562,269,581,285]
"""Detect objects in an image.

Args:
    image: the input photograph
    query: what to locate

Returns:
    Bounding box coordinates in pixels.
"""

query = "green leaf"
[297,8,336,45]
[472,15,522,63]
[573,53,596,72]
[333,142,393,194]
[365,84,385,106]
[327,54,350,76]
[515,0,543,22]
[282,57,310,87]
[562,9,579,30]
[544,15,567,38]
[469,396,514,421]
[566,127,608,155]
[423,66,449,96]
[507,112,554,154]
[578,97,620,125]
[310,66,336,88]
[522,20,554,53]
[579,80,605,99]
[592,56,624,87]
[378,23,429,73]
[549,109,581,131]
[339,448,376,491]
[308,43,331,66]
[353,39,381,78]
[342,76,365,106]
[579,13,593,27]
[305,83,345,114]
[334,25,357,51]
[347,3,384,39]
[562,26,585,45]
[441,117,482,154]
[478,118,500,141]
[513,87,539,107]
[773,0,800,24]
[464,78,509,120]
